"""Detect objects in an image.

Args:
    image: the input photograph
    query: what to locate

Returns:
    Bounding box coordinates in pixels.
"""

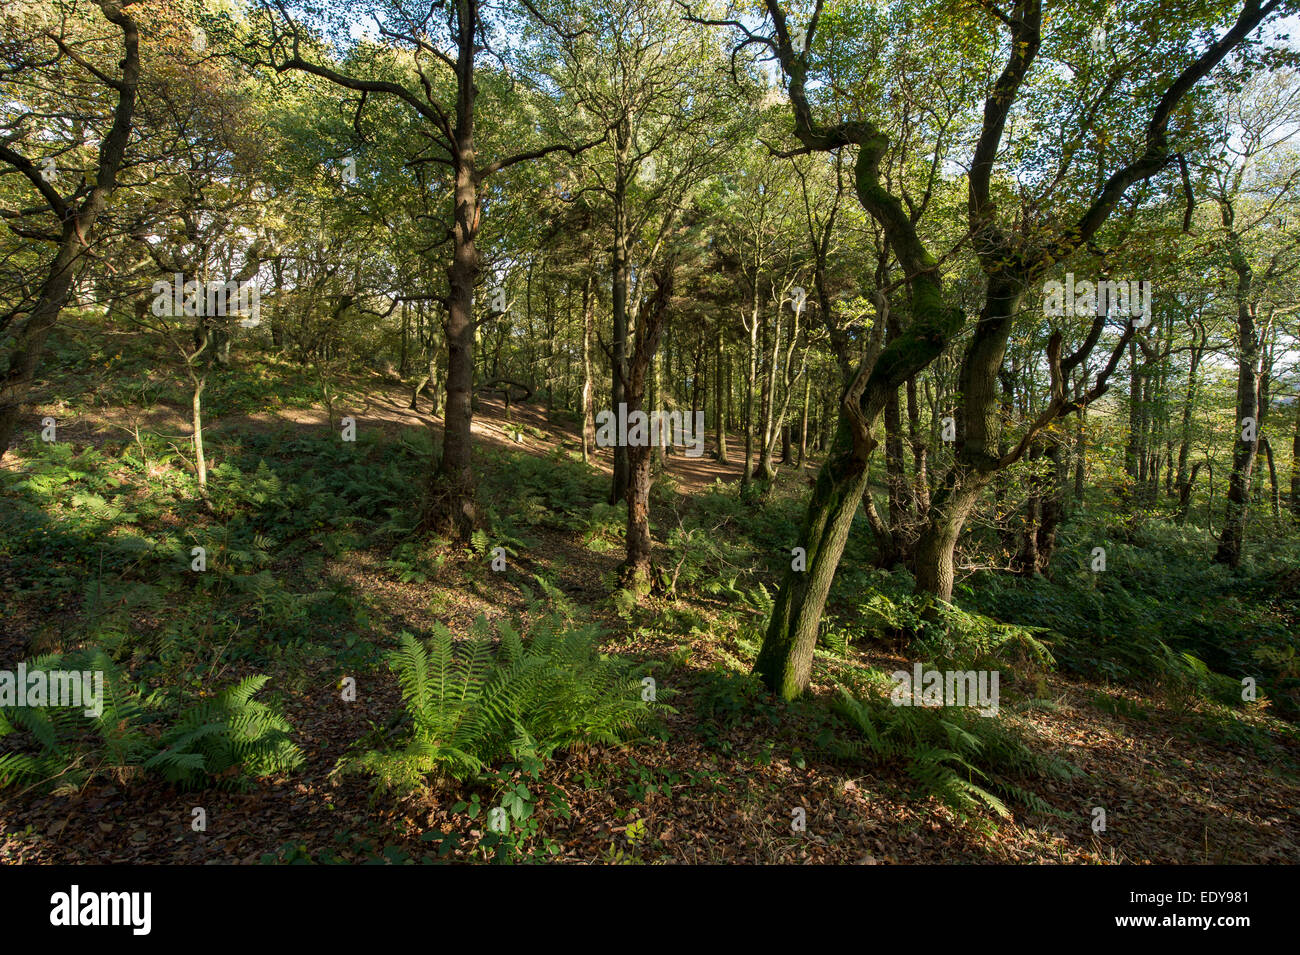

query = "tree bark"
[610,121,632,505]
[621,267,673,593]
[1214,205,1261,567]
[581,274,596,462]
[715,329,729,463]
[423,5,482,542]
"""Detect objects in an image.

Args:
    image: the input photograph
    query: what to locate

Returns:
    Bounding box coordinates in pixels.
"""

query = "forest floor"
[1,328,1298,864]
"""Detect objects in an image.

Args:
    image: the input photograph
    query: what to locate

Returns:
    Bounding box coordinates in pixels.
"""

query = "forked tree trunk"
[911,278,1025,600]
[753,130,963,699]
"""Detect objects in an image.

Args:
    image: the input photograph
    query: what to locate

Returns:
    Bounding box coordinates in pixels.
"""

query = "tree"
[699,0,1293,698]
[0,0,142,459]
[258,0,602,540]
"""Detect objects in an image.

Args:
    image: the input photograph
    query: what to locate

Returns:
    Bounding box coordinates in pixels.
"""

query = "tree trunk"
[1174,329,1204,507]
[753,414,872,699]
[1214,212,1260,568]
[191,374,208,493]
[753,127,965,699]
[1262,436,1280,518]
[906,375,929,512]
[913,476,989,599]
[1291,395,1300,517]
[756,299,782,481]
[911,278,1025,600]
[742,301,758,487]
[609,125,632,505]
[1177,462,1201,524]
[798,374,810,466]
[1074,404,1087,504]
[621,268,673,593]
[715,329,729,464]
[422,13,481,542]
[581,275,595,462]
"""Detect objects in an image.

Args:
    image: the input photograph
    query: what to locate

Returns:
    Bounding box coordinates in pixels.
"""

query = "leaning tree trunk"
[753,126,964,699]
[0,238,86,458]
[753,414,873,699]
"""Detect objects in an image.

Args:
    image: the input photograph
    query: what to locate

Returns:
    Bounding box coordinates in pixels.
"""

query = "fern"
[146,676,304,789]
[828,687,1077,821]
[469,528,491,557]
[345,615,657,793]
[0,649,153,791]
[0,650,302,793]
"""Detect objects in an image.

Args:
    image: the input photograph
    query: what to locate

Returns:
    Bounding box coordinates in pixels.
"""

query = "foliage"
[826,686,1078,821]
[0,650,302,793]
[344,615,656,792]
[144,675,304,789]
